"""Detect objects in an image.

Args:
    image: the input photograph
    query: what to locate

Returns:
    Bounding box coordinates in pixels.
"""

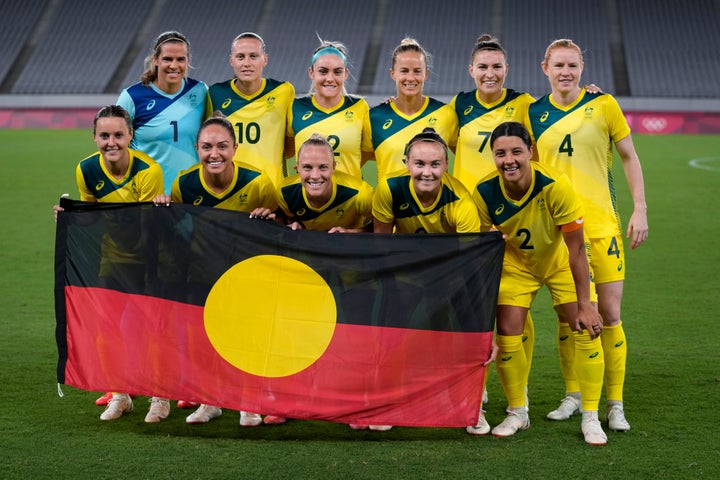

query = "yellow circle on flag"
[204,255,337,378]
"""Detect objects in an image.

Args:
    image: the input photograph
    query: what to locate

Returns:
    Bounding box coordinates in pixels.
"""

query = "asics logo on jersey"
[193,196,204,205]
[335,207,345,218]
[296,208,306,216]
[222,98,232,109]
[146,100,156,111]
[302,111,313,121]
[95,181,104,191]
[399,202,410,210]
[495,204,504,215]
[540,111,549,122]
[463,106,473,116]
[383,119,393,130]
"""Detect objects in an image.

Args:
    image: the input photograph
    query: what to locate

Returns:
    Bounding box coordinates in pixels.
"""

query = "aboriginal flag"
[55,199,503,427]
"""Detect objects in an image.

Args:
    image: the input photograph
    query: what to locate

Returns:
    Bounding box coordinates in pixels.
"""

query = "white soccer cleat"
[582,410,608,446]
[100,393,133,420]
[186,404,222,424]
[466,408,491,436]
[547,394,582,421]
[491,407,530,437]
[144,397,170,423]
[239,411,262,427]
[607,404,631,432]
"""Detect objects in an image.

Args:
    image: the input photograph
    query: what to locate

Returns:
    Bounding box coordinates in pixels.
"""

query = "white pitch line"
[688,157,720,172]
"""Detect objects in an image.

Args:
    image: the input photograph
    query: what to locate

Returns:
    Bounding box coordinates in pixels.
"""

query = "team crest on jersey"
[95,180,104,191]
[463,106,473,116]
[335,207,345,218]
[146,100,156,111]
[427,117,438,127]
[302,111,313,121]
[131,181,138,195]
[344,111,354,122]
[383,119,393,130]
[267,96,276,109]
[193,196,204,205]
[238,193,248,203]
[504,106,515,118]
[536,198,546,210]
[584,106,594,118]
[494,204,504,215]
[540,111,549,122]
[296,208,306,216]
[222,98,232,109]
[189,93,198,106]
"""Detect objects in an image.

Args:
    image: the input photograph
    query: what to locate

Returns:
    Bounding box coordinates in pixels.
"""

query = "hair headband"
[311,47,347,67]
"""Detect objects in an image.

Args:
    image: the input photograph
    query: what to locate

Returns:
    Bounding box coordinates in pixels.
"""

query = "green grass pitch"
[0,129,719,479]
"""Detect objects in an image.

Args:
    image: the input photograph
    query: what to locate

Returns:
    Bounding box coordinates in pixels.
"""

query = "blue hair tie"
[311,47,347,67]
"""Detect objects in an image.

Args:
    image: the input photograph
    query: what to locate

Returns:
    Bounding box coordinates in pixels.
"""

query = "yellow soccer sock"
[557,321,580,393]
[601,322,627,402]
[522,312,535,384]
[573,331,605,412]
[495,334,527,408]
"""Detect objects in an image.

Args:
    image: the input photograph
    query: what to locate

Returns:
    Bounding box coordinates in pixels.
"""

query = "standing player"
[286,38,370,180]
[473,121,607,446]
[153,113,279,428]
[364,38,458,183]
[117,31,209,195]
[528,39,648,431]
[53,105,164,421]
[209,32,294,187]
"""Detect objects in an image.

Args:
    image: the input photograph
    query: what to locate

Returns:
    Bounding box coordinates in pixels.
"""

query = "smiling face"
[469,49,508,102]
[406,141,447,202]
[390,51,428,98]
[308,54,347,106]
[153,41,189,94]
[492,134,533,198]
[542,46,584,98]
[297,143,335,206]
[230,37,267,90]
[93,116,132,170]
[197,123,237,176]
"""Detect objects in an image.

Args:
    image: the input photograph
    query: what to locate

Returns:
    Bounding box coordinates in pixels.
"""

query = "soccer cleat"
[100,394,133,420]
[466,409,491,436]
[491,407,530,437]
[239,411,262,427]
[607,404,631,432]
[349,424,369,430]
[368,425,393,431]
[144,397,170,423]
[581,411,608,446]
[177,400,199,409]
[186,404,222,424]
[547,394,582,421]
[95,391,114,406]
[263,415,287,425]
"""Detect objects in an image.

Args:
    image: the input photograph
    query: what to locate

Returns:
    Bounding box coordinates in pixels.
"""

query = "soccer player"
[371,127,491,432]
[364,38,458,183]
[286,38,371,180]
[153,113,278,428]
[53,105,164,421]
[117,31,209,195]
[528,39,648,432]
[449,34,536,435]
[277,133,374,232]
[209,32,294,187]
[473,121,607,446]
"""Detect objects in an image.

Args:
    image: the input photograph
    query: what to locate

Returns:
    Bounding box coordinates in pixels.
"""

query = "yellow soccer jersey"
[527,90,630,238]
[171,161,278,213]
[365,97,459,182]
[277,170,374,231]
[287,95,369,179]
[451,88,534,191]
[473,162,584,277]
[76,148,164,202]
[373,170,479,234]
[209,78,295,187]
